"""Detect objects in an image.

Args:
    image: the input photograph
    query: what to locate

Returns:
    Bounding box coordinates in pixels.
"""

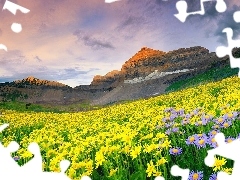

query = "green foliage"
[165,65,238,93]
[0,101,65,113]
[1,90,28,101]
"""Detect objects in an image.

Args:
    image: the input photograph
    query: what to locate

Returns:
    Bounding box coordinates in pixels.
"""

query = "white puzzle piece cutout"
[204,132,240,180]
[1,0,30,50]
[175,0,227,22]
[154,165,190,180]
[0,123,80,180]
[2,0,30,15]
[215,11,240,77]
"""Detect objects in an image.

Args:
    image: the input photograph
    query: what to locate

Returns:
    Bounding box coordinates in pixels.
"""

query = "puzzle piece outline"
[174,0,227,22]
[204,132,240,180]
[215,10,240,77]
[0,0,30,51]
[0,124,80,180]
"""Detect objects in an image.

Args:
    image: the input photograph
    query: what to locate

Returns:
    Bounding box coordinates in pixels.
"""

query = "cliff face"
[90,70,124,89]
[90,46,229,88]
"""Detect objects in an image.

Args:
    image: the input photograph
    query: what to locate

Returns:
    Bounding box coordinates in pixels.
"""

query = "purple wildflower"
[170,114,177,121]
[169,147,183,155]
[220,121,232,128]
[165,123,172,128]
[194,133,208,140]
[225,137,235,143]
[208,136,218,148]
[214,117,226,125]
[193,109,198,115]
[212,124,221,129]
[172,127,179,133]
[186,135,196,145]
[209,173,217,180]
[185,114,191,119]
[188,170,203,180]
[194,136,208,149]
[162,117,166,122]
[165,129,171,135]
[222,114,229,120]
[164,107,173,112]
[208,130,220,137]
[177,108,185,116]
[13,156,20,161]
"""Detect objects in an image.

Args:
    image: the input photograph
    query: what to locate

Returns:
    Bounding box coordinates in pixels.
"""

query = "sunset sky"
[0,0,240,87]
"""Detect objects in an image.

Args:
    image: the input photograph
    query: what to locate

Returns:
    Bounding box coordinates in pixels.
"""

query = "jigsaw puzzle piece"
[217,171,234,180]
[11,23,22,33]
[155,165,190,180]
[215,0,227,13]
[216,45,228,58]
[0,124,9,132]
[0,142,20,171]
[233,11,240,23]
[14,159,72,180]
[154,176,165,180]
[175,0,227,22]
[81,176,92,180]
[20,142,43,173]
[216,27,240,76]
[38,171,71,180]
[0,124,20,173]
[0,44,7,51]
[2,0,30,15]
[0,143,21,179]
[174,1,188,23]
[171,165,190,180]
[205,132,240,179]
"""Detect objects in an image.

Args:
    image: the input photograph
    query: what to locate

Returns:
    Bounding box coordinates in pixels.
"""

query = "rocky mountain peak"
[13,76,69,87]
[126,46,166,63]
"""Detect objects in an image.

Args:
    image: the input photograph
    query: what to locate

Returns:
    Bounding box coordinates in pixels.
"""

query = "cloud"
[0,65,100,85]
[116,16,146,30]
[35,56,42,62]
[73,29,115,50]
[0,50,27,66]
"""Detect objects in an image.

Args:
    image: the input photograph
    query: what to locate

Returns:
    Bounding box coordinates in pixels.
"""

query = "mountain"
[13,76,70,88]
[0,46,235,106]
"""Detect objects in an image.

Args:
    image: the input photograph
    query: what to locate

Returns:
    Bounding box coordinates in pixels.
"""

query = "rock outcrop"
[90,70,124,89]
[89,46,229,88]
[12,76,70,88]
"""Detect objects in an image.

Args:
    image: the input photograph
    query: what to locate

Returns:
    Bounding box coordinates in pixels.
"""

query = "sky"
[0,0,240,88]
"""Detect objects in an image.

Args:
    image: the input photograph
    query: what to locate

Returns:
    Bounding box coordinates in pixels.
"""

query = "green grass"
[47,101,103,112]
[165,65,239,93]
[1,64,239,113]
[0,100,106,113]
[0,101,65,113]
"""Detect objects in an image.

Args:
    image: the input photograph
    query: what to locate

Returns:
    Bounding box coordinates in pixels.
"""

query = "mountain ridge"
[0,45,236,106]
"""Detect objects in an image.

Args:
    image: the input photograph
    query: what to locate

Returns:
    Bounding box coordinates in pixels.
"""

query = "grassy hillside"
[0,101,64,113]
[0,76,240,179]
[165,65,238,93]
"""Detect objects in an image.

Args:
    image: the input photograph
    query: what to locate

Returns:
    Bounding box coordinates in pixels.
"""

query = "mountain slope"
[0,45,238,106]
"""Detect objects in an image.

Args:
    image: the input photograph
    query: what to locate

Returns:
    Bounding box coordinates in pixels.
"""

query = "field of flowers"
[1,76,240,180]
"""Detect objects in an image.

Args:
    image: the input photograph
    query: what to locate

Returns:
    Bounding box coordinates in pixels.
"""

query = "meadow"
[1,75,240,180]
